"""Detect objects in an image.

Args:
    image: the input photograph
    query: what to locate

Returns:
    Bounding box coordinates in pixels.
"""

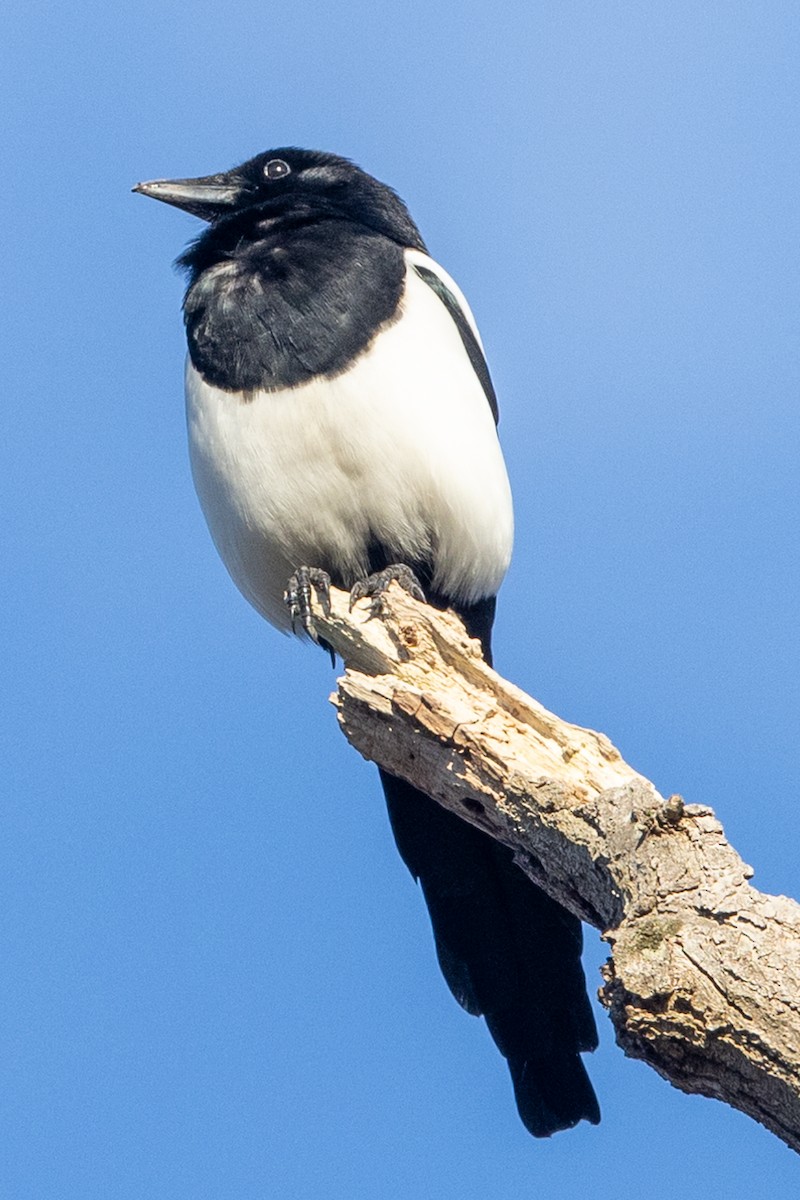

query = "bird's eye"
[264,159,291,180]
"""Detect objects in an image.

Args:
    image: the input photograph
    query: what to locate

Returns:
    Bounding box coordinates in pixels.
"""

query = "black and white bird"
[134,147,600,1137]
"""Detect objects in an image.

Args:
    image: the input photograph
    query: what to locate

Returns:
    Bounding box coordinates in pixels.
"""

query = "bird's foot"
[284,567,334,663]
[349,564,426,618]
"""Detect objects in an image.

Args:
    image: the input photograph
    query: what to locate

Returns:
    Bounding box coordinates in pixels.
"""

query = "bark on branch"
[307,582,800,1153]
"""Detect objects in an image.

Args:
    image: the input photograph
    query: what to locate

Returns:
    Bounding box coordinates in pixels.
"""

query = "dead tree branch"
[307,582,800,1153]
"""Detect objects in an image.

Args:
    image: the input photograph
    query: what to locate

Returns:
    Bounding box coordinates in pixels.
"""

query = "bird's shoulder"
[404,250,499,424]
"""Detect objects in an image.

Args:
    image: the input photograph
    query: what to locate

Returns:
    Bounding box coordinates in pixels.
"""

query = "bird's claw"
[349,563,426,618]
[284,566,332,645]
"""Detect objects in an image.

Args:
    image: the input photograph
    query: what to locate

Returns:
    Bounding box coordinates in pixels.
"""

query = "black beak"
[132,172,247,221]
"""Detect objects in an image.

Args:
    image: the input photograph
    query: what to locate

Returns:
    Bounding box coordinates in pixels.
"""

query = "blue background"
[3,1,799,1195]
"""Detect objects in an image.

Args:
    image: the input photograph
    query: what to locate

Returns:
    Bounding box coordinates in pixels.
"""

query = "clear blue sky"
[3,2,799,1196]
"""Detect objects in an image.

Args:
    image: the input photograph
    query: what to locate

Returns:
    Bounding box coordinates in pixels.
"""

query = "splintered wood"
[309,582,800,1154]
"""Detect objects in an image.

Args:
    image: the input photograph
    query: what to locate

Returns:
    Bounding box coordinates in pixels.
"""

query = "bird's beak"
[132,173,247,221]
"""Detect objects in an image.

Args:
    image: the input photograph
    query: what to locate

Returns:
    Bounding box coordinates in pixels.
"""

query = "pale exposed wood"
[307,582,800,1154]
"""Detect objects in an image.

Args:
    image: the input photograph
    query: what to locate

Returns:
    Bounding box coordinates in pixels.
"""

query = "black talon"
[319,637,336,669]
[349,563,426,617]
[284,566,332,641]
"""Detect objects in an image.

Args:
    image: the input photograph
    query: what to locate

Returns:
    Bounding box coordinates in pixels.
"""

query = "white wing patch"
[404,249,486,348]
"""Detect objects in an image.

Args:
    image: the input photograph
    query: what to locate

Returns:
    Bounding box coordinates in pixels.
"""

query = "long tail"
[380,594,600,1137]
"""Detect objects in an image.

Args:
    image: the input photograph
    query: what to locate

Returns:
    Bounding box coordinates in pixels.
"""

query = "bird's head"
[133,147,424,249]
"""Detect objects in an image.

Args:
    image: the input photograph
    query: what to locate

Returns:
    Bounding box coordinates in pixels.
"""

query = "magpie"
[134,147,600,1137]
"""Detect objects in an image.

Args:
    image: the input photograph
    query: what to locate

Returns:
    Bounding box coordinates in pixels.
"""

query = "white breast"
[185,251,514,632]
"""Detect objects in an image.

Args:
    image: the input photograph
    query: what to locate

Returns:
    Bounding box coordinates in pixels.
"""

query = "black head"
[133,147,425,250]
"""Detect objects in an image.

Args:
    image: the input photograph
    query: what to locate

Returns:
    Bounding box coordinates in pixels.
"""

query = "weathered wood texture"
[308,582,800,1153]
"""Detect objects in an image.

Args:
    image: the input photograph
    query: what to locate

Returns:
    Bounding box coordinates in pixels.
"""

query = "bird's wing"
[404,249,499,425]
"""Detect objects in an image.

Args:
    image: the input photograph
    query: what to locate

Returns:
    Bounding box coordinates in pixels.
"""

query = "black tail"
[380,594,600,1137]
